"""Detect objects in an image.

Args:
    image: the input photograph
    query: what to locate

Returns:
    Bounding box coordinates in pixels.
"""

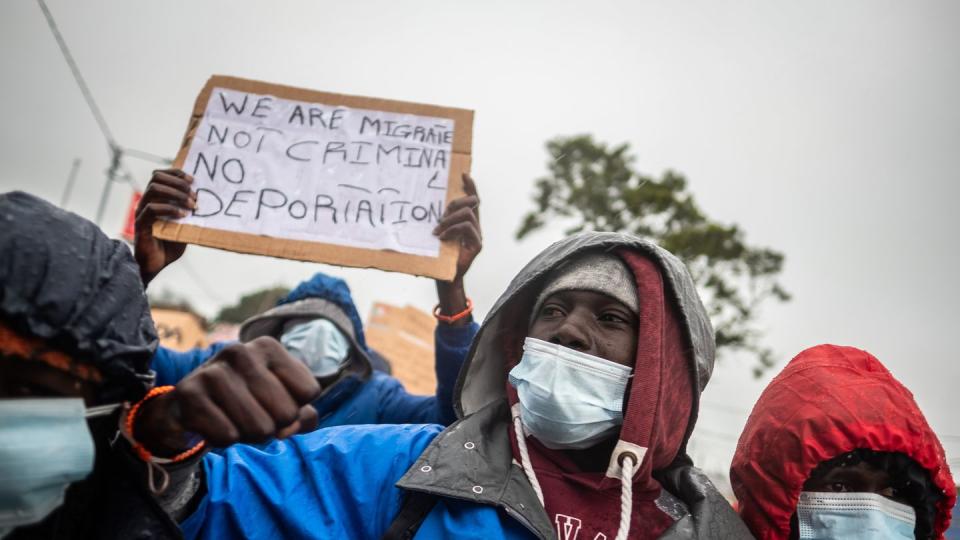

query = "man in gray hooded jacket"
[130,232,752,539]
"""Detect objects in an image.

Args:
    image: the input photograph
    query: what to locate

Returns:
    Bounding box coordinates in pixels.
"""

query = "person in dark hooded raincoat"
[730,344,956,540]
[0,191,170,539]
[132,232,752,539]
[137,168,482,428]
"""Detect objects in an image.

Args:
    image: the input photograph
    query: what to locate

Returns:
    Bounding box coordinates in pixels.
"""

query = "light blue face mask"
[508,337,633,450]
[796,491,917,540]
[0,398,115,538]
[280,318,351,378]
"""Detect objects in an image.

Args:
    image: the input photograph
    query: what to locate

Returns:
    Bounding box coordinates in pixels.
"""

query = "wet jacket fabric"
[730,344,956,539]
[313,320,474,427]
[177,233,750,540]
[180,423,530,540]
[0,192,174,540]
[150,323,475,427]
[0,191,157,403]
[153,342,230,387]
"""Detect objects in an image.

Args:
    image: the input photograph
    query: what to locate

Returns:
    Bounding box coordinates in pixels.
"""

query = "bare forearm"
[435,278,469,327]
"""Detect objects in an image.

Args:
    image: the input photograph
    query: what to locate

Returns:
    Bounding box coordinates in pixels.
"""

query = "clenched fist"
[134,337,322,456]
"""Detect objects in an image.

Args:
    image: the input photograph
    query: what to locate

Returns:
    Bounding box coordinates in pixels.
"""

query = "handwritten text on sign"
[178,88,454,257]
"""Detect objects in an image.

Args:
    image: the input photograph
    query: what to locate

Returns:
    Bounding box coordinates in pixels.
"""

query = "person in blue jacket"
[129,233,751,539]
[135,168,483,428]
[152,323,394,382]
[150,342,231,388]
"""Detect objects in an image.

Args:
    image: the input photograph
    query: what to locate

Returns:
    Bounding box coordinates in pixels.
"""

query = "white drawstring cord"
[513,406,636,540]
[613,453,637,540]
[512,413,545,507]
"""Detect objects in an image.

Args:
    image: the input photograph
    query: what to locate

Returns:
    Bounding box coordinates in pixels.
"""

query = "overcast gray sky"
[2,0,958,482]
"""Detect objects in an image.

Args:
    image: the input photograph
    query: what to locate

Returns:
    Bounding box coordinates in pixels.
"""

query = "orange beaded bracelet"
[433,298,473,324]
[125,385,206,464]
[121,385,206,494]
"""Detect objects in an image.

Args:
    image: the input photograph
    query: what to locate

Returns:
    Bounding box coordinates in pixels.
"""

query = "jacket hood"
[280,272,368,348]
[471,234,714,529]
[455,232,714,444]
[400,232,740,539]
[0,191,157,402]
[730,344,956,539]
[239,272,372,388]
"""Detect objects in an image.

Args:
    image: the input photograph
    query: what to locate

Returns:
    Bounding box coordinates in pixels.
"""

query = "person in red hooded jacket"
[730,344,956,540]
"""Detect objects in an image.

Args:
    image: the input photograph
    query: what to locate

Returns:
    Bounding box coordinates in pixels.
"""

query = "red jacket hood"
[730,344,956,539]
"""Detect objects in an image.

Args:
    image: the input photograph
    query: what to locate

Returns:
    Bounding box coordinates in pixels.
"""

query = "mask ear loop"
[116,400,171,495]
[146,459,171,495]
[88,402,175,492]
[85,403,122,418]
[511,404,544,507]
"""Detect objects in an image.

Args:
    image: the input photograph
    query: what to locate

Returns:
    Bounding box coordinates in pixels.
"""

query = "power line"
[36,3,221,310]
[37,0,173,226]
[37,0,123,227]
[36,0,116,153]
[59,157,81,208]
[123,147,174,166]
[119,164,144,192]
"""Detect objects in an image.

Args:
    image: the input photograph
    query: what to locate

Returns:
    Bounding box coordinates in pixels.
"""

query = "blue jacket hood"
[239,271,375,400]
[280,272,367,349]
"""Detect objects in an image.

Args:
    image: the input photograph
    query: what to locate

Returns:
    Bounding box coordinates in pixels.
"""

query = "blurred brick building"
[365,302,436,395]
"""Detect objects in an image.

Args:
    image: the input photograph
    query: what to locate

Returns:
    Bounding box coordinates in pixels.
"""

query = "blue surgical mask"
[280,318,351,378]
[797,491,916,539]
[508,337,633,450]
[0,398,117,538]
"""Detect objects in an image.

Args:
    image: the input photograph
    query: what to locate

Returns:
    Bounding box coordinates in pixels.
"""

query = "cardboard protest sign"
[154,75,473,280]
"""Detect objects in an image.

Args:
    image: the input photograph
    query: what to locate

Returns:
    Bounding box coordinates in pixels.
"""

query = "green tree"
[517,135,790,376]
[215,286,291,324]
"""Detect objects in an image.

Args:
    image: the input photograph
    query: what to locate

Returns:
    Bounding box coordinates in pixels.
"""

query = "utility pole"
[36,0,225,308]
[95,145,122,226]
[59,157,81,208]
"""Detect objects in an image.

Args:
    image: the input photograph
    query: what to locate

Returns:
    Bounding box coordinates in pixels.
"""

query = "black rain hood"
[0,191,157,402]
